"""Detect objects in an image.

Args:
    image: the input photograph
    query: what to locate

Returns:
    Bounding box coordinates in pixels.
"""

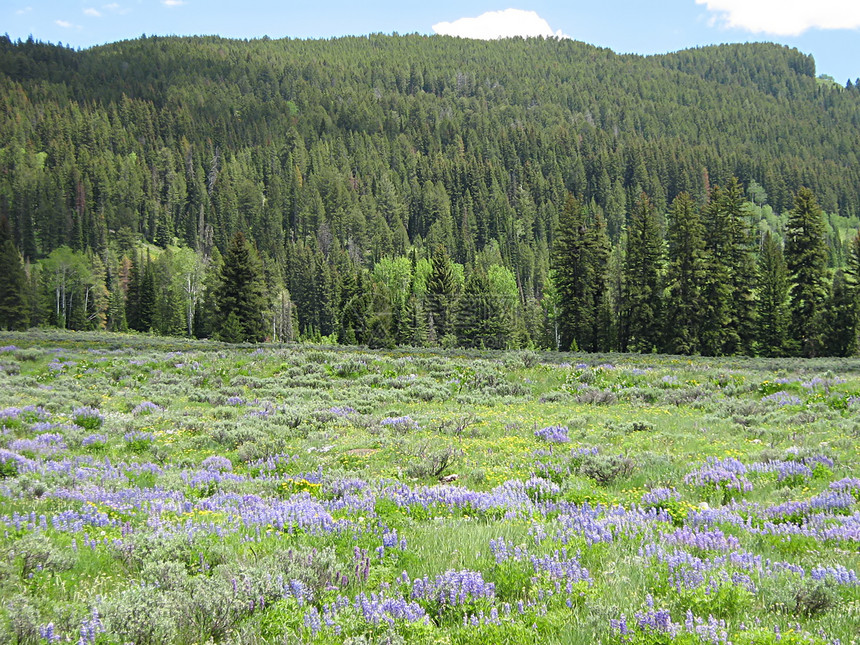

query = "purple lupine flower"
[534,425,570,443]
[131,401,162,415]
[762,391,803,406]
[82,434,107,447]
[411,569,495,608]
[201,455,233,472]
[775,460,813,483]
[684,457,753,496]
[72,407,104,430]
[123,430,155,444]
[39,623,60,643]
[634,607,680,636]
[0,407,23,427]
[328,406,358,417]
[381,416,420,431]
[810,565,858,586]
[642,487,681,506]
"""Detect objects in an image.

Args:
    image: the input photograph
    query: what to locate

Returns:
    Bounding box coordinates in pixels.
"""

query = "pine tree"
[338,267,369,345]
[845,231,860,353]
[756,231,789,356]
[822,270,855,356]
[216,231,268,342]
[455,268,511,349]
[272,288,297,343]
[426,245,458,340]
[125,255,141,331]
[137,253,156,333]
[663,192,705,354]
[722,178,758,355]
[551,195,610,352]
[785,187,828,357]
[551,195,589,351]
[193,247,222,339]
[366,281,395,349]
[621,193,663,352]
[699,185,733,356]
[0,216,30,330]
[699,179,757,355]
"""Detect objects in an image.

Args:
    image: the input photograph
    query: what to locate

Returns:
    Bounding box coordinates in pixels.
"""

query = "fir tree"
[663,192,705,354]
[551,195,609,352]
[0,216,30,330]
[699,185,733,356]
[365,281,395,349]
[621,193,663,353]
[756,232,790,356]
[722,177,758,355]
[216,231,268,342]
[137,253,156,333]
[426,245,458,339]
[845,231,860,352]
[822,270,855,356]
[193,247,222,339]
[455,268,511,349]
[699,179,757,355]
[785,187,828,356]
[339,268,369,345]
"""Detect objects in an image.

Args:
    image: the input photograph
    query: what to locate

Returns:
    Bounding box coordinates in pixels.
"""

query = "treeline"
[1,34,859,355]
[1,180,858,356]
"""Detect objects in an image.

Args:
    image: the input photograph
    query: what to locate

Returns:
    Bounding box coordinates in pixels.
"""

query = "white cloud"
[103,3,131,15]
[696,0,860,36]
[55,19,75,28]
[432,8,567,40]
[84,7,102,17]
[162,0,185,6]
[16,6,32,14]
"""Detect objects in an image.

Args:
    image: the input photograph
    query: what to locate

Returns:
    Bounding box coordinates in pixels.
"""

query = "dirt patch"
[345,448,378,457]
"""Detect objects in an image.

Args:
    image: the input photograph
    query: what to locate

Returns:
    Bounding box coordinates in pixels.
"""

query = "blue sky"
[6,1,860,83]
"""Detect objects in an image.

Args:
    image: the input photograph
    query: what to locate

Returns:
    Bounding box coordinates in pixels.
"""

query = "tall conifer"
[217,231,267,342]
[0,216,30,330]
[756,231,789,356]
[785,187,828,356]
[426,246,458,340]
[663,192,705,354]
[621,193,663,352]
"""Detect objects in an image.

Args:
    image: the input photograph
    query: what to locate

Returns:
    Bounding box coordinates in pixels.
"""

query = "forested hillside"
[0,34,859,355]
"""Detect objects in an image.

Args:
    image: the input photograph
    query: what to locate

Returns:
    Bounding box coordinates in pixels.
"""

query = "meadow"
[0,330,858,644]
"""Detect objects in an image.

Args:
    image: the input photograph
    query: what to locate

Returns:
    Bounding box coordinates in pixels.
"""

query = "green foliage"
[217,231,267,343]
[622,193,663,353]
[1,33,860,356]
[785,187,828,356]
[757,231,790,356]
[0,216,29,331]
[663,193,706,354]
[552,195,610,352]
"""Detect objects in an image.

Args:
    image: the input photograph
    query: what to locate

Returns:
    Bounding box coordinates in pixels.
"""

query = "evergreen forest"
[1,33,860,356]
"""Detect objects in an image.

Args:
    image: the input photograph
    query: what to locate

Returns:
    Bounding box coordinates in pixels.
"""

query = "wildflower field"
[0,331,858,645]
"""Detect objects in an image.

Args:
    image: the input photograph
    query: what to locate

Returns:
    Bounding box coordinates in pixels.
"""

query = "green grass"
[0,330,858,644]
